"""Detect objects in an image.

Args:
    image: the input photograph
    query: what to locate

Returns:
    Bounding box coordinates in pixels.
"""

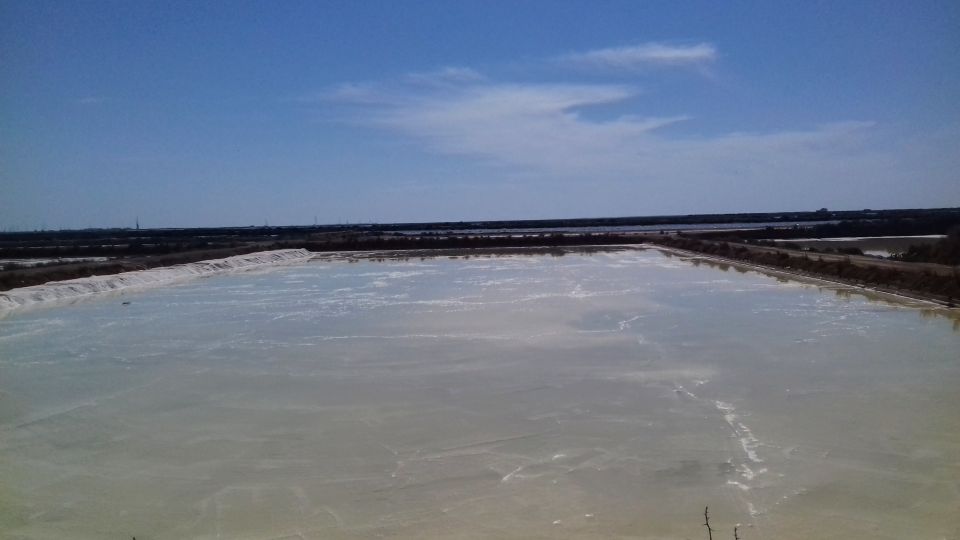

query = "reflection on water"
[0,247,957,539]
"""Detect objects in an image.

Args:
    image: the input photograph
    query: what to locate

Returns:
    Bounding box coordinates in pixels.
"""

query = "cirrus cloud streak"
[560,42,718,70]
[311,52,957,214]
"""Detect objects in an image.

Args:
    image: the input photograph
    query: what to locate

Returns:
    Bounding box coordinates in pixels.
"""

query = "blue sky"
[2,1,958,229]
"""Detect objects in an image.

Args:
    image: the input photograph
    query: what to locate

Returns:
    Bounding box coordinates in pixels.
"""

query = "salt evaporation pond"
[1,247,957,539]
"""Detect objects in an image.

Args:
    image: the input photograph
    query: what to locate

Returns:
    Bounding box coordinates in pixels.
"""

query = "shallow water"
[1,247,958,539]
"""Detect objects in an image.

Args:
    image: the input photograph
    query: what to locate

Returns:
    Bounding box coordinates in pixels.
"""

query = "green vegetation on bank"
[653,235,960,304]
[893,227,960,265]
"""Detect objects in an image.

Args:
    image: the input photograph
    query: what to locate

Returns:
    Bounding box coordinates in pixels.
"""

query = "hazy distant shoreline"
[3,241,954,319]
[2,207,958,308]
[649,244,955,311]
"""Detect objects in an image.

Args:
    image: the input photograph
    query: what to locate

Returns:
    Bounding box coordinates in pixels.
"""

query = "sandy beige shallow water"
[1,248,958,539]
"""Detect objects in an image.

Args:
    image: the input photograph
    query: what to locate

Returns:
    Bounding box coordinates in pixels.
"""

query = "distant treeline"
[701,214,960,241]
[3,207,958,241]
[3,207,957,259]
[339,207,960,232]
[654,236,960,303]
[0,240,239,259]
[282,232,636,252]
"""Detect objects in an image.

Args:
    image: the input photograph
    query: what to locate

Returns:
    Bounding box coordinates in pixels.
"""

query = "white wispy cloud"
[298,68,486,106]
[405,66,486,85]
[75,96,106,105]
[560,42,717,70]
[325,76,897,207]
[296,82,392,105]
[372,83,691,173]
[306,55,956,215]
[336,79,863,175]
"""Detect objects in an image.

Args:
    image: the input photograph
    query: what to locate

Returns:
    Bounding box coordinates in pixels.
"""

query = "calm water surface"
[1,248,957,539]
